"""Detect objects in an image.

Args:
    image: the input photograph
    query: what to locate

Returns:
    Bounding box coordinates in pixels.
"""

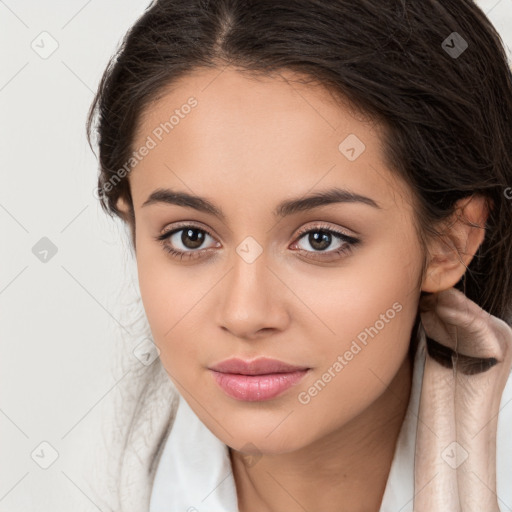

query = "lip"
[208,357,310,401]
[209,357,309,375]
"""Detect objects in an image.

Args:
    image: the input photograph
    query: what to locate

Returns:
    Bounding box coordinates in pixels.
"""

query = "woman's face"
[127,67,425,454]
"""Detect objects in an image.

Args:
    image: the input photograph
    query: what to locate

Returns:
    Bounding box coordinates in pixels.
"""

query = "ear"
[115,196,137,250]
[421,195,489,293]
[115,196,134,223]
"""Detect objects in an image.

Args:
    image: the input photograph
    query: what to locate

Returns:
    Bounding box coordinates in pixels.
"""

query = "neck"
[230,353,413,512]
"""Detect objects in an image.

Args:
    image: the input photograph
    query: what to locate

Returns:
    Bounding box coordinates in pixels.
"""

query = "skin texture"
[120,67,489,512]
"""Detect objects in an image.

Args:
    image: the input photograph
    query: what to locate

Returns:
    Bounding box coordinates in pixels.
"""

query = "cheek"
[296,230,422,352]
[288,236,422,415]
[135,242,220,374]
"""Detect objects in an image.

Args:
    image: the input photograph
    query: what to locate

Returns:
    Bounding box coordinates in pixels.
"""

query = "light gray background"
[1,1,511,510]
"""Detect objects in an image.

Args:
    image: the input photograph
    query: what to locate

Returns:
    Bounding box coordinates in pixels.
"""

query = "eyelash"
[155,222,361,262]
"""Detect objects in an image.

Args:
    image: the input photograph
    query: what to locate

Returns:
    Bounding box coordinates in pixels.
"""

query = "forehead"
[129,67,412,214]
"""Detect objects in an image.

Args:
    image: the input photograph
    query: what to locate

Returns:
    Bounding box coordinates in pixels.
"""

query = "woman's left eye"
[155,223,360,262]
[291,225,360,260]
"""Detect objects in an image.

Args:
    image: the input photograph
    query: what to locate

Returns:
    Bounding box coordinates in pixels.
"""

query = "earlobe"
[421,195,489,293]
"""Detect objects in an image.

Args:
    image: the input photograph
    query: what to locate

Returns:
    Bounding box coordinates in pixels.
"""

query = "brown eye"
[179,227,206,249]
[291,224,360,261]
[156,224,220,260]
[302,230,334,251]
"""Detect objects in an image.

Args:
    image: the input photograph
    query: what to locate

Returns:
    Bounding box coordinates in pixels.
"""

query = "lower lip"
[209,369,309,401]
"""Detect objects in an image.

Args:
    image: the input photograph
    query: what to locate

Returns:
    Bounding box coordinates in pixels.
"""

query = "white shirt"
[149,326,512,512]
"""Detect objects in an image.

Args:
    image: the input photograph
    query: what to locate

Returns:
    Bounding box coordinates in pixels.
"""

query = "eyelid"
[293,221,359,242]
[157,220,216,240]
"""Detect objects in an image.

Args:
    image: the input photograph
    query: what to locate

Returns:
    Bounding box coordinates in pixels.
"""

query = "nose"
[215,251,290,340]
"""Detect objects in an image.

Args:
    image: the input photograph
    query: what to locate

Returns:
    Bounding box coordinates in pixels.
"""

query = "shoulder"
[87,360,180,512]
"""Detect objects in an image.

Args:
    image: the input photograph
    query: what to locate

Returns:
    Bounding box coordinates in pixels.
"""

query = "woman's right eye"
[155,225,220,260]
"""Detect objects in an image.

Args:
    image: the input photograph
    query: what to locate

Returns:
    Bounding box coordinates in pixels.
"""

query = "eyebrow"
[142,187,381,220]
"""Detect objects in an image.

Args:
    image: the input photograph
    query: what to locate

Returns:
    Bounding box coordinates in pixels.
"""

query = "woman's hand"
[414,287,512,512]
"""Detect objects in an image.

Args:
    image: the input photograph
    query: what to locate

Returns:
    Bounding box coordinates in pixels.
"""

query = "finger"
[420,289,506,362]
[420,288,483,329]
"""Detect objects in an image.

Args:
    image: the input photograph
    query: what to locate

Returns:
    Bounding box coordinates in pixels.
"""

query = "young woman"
[86,1,512,511]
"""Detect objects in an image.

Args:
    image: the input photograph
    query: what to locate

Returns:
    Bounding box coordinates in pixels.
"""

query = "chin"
[218,421,315,456]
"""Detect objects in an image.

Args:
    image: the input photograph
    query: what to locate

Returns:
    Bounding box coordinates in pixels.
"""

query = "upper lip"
[209,357,309,375]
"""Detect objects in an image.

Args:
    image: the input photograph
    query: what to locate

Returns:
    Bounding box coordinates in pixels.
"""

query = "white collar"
[149,392,239,511]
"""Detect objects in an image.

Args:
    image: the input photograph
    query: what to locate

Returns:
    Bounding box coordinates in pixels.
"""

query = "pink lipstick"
[208,357,310,401]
